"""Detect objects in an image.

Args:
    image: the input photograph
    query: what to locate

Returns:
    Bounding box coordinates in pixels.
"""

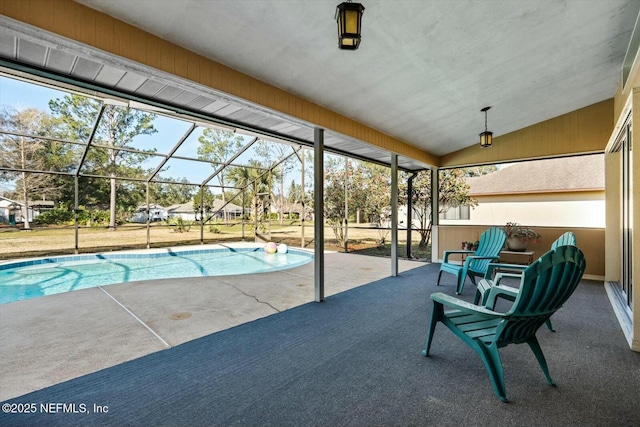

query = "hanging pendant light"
[336,1,365,50]
[479,106,493,148]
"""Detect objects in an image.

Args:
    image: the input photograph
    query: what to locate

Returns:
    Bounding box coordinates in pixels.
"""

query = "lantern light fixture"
[479,106,493,148]
[335,1,365,50]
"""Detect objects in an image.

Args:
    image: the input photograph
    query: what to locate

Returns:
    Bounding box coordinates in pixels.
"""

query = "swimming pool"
[0,245,313,304]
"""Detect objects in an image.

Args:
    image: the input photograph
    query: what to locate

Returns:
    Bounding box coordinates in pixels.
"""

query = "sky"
[0,75,58,111]
[0,75,308,195]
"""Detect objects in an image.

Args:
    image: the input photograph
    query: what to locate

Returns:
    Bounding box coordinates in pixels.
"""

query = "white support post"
[74,176,79,254]
[301,146,305,248]
[344,155,349,253]
[242,189,246,241]
[431,168,439,263]
[314,128,325,302]
[146,182,151,249]
[391,154,398,276]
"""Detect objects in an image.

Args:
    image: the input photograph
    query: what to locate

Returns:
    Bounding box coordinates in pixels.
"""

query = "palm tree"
[227,161,274,211]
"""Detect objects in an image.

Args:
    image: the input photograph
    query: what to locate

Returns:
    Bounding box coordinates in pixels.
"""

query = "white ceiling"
[0,0,637,170]
[73,0,640,158]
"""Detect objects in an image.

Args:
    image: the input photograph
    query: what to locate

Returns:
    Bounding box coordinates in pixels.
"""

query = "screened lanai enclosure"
[0,72,431,260]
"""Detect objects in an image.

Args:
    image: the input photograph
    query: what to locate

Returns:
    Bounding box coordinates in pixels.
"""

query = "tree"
[399,169,478,248]
[356,162,391,245]
[197,129,244,222]
[254,140,295,224]
[323,159,346,243]
[463,165,498,177]
[322,156,378,246]
[286,180,305,204]
[0,108,67,229]
[356,162,390,224]
[226,160,275,237]
[150,177,195,207]
[226,160,274,212]
[193,186,216,219]
[48,95,157,229]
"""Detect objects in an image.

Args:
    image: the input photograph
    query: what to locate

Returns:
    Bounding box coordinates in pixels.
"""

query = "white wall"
[168,212,197,221]
[440,199,605,228]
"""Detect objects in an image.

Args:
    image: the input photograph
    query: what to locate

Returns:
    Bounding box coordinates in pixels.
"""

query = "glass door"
[616,119,633,309]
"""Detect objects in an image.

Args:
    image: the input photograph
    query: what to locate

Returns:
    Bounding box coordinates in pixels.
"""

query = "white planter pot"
[506,236,528,252]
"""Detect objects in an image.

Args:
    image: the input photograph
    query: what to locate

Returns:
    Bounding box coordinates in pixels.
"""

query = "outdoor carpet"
[2,262,640,427]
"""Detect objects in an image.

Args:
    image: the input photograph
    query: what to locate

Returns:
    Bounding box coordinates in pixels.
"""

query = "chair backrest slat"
[468,227,507,273]
[498,245,586,345]
[551,231,576,250]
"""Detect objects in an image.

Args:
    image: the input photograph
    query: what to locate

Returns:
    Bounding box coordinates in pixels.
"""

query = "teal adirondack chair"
[423,245,586,402]
[436,227,507,294]
[550,231,577,249]
[475,231,577,331]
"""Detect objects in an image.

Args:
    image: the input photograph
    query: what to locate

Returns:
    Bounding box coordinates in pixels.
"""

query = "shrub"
[34,206,74,225]
[168,216,191,232]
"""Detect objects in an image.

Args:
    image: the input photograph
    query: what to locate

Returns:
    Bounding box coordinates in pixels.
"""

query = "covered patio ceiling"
[0,0,639,170]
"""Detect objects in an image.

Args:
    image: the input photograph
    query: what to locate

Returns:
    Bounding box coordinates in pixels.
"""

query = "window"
[439,205,470,220]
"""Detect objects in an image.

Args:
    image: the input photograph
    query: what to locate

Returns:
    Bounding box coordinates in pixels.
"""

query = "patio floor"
[0,249,423,402]
[1,251,639,426]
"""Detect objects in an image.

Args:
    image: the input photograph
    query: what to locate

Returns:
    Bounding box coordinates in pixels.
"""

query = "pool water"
[0,247,312,304]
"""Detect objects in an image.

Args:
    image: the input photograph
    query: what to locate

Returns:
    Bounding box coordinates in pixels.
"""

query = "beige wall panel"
[437,225,605,278]
[475,191,603,203]
[160,41,176,75]
[0,0,437,166]
[558,112,578,152]
[632,89,640,346]
[605,151,621,281]
[441,99,614,168]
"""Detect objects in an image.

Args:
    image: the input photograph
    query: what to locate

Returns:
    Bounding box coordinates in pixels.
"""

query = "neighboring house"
[441,154,605,228]
[0,196,54,224]
[167,199,247,221]
[130,204,168,223]
[210,199,246,220]
[276,201,313,220]
[378,205,428,231]
[395,205,427,229]
[0,196,20,224]
[166,202,196,221]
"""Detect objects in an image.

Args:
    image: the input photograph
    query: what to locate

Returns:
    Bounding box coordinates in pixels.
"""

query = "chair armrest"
[463,255,501,268]
[484,262,527,279]
[442,250,475,263]
[484,284,520,310]
[475,278,494,305]
[430,292,505,318]
[493,272,523,286]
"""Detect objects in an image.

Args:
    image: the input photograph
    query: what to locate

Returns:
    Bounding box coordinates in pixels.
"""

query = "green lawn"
[0,221,430,262]
[348,242,431,260]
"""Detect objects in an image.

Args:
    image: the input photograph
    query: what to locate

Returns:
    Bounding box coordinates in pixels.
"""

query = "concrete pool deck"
[0,247,425,401]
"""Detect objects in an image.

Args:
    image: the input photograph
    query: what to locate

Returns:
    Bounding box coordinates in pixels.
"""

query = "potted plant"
[504,222,541,251]
[461,241,474,250]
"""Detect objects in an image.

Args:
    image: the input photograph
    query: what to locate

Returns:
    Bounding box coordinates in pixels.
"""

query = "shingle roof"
[467,154,604,195]
[166,202,193,213]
